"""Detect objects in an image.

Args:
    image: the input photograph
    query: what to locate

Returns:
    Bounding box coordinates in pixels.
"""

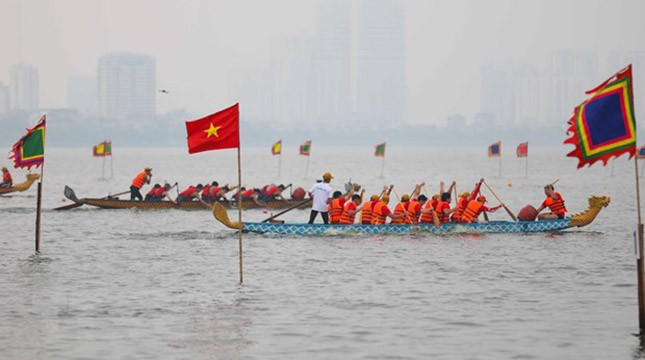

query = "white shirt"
[309,182,333,212]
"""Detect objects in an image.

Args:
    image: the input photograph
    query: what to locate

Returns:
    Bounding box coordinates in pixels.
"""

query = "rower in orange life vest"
[451,178,484,223]
[130,167,152,200]
[1,166,13,188]
[391,183,424,224]
[434,181,459,224]
[460,195,503,223]
[535,184,567,220]
[152,183,177,203]
[328,184,357,224]
[371,195,404,225]
[339,191,366,225]
[360,185,393,224]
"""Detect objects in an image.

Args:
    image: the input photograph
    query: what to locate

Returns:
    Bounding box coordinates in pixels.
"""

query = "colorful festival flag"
[516,142,528,158]
[10,115,46,169]
[488,141,501,157]
[271,140,282,155]
[185,103,240,154]
[299,140,311,156]
[636,145,645,159]
[564,65,636,168]
[374,142,386,157]
[93,140,112,157]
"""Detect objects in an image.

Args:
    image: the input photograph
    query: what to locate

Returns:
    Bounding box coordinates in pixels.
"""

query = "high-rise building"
[97,53,156,119]
[480,64,515,126]
[68,76,97,115]
[356,0,406,127]
[313,0,352,124]
[547,50,598,124]
[10,63,39,111]
[0,82,9,114]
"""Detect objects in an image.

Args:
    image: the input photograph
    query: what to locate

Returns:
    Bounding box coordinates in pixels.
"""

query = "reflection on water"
[0,146,643,359]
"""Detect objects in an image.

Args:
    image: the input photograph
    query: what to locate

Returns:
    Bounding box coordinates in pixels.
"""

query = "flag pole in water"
[237,146,244,283]
[634,153,644,330]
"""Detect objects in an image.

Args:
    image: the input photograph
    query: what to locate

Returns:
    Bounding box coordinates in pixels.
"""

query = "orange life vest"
[361,200,375,224]
[403,200,421,224]
[3,172,11,184]
[391,202,407,224]
[544,192,566,215]
[330,198,344,224]
[451,197,468,223]
[461,200,484,223]
[371,202,388,225]
[131,171,148,189]
[339,201,358,224]
[419,201,435,223]
[435,201,451,223]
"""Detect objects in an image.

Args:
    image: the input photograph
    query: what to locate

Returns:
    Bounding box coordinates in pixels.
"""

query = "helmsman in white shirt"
[308,172,334,224]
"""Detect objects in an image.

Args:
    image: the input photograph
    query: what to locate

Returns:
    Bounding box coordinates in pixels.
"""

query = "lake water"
[1,146,644,359]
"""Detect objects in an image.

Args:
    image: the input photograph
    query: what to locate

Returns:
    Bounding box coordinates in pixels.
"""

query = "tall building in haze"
[547,50,598,125]
[10,63,39,111]
[0,82,9,114]
[98,53,156,119]
[68,76,97,115]
[356,0,406,127]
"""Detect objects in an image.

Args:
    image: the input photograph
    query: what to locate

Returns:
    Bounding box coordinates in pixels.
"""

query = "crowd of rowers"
[307,172,567,225]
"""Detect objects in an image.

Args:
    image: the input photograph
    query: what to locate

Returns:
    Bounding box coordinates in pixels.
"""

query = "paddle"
[483,180,517,222]
[261,198,312,223]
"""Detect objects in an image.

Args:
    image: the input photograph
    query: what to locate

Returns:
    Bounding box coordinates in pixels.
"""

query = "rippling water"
[1,146,644,359]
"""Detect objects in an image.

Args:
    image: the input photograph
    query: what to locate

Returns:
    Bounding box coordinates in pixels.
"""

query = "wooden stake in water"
[380,157,385,178]
[101,156,106,180]
[35,163,45,252]
[498,155,502,178]
[237,147,244,284]
[278,151,282,179]
[634,155,645,330]
[304,155,310,179]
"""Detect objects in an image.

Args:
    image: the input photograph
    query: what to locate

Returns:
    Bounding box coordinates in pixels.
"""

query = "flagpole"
[278,152,282,179]
[305,155,310,178]
[525,156,528,178]
[498,155,502,178]
[634,154,645,330]
[611,158,615,177]
[641,158,644,178]
[35,122,46,252]
[102,156,106,180]
[380,157,385,178]
[237,146,244,284]
[110,154,114,179]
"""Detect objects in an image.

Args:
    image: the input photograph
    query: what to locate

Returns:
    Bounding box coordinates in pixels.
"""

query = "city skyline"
[1,0,645,127]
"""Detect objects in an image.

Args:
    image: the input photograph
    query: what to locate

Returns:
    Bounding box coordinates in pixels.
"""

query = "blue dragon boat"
[212,195,610,235]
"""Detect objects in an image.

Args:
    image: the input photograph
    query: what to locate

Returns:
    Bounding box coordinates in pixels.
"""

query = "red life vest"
[154,187,166,198]
[209,186,222,199]
[544,192,566,215]
[391,202,407,224]
[339,201,358,224]
[461,200,484,223]
[146,187,158,197]
[371,202,389,225]
[330,198,345,224]
[360,200,376,224]
[179,186,197,199]
[131,171,148,188]
[266,185,278,197]
[242,189,254,198]
[201,185,211,198]
[3,172,11,184]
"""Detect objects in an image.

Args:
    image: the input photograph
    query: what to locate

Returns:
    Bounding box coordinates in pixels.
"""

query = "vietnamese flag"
[185,103,240,154]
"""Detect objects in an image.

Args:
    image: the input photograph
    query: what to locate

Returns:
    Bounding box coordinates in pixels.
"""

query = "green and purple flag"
[10,115,46,169]
[375,142,386,157]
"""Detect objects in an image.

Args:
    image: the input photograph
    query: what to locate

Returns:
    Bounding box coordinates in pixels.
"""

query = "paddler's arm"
[469,179,484,201]
[411,182,423,199]
[164,192,177,204]
[446,181,456,196]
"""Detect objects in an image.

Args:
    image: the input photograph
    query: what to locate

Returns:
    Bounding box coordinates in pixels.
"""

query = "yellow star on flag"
[203,123,222,138]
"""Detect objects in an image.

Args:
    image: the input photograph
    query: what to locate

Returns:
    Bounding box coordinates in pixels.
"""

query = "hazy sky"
[1,0,644,125]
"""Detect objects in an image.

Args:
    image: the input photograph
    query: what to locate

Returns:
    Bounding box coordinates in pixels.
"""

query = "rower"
[435,181,458,224]
[130,167,152,201]
[535,184,567,220]
[145,184,161,200]
[154,183,177,203]
[1,166,13,188]
[460,195,502,223]
[371,195,403,225]
[201,182,215,201]
[176,184,204,203]
[329,184,358,224]
[209,184,235,202]
[339,191,365,225]
[360,185,392,224]
[232,187,264,207]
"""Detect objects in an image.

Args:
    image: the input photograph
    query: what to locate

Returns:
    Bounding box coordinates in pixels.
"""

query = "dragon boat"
[212,195,610,235]
[56,186,311,210]
[0,173,40,195]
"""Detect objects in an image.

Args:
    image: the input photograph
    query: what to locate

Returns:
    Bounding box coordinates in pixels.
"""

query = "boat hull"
[240,219,572,235]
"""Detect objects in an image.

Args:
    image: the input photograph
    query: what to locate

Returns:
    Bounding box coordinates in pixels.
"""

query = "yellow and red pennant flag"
[185,103,240,154]
[271,140,282,155]
[93,140,112,157]
[564,65,636,168]
[10,115,46,169]
[299,140,311,156]
[516,142,528,158]
[488,141,501,157]
[374,142,386,157]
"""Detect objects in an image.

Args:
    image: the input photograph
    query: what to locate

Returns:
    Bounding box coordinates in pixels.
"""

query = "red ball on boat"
[518,205,538,221]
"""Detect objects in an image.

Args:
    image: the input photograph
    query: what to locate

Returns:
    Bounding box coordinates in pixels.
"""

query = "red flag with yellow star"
[185,103,240,154]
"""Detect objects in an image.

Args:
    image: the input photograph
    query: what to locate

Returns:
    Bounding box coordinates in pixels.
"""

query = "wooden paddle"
[261,198,312,223]
[483,180,517,222]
